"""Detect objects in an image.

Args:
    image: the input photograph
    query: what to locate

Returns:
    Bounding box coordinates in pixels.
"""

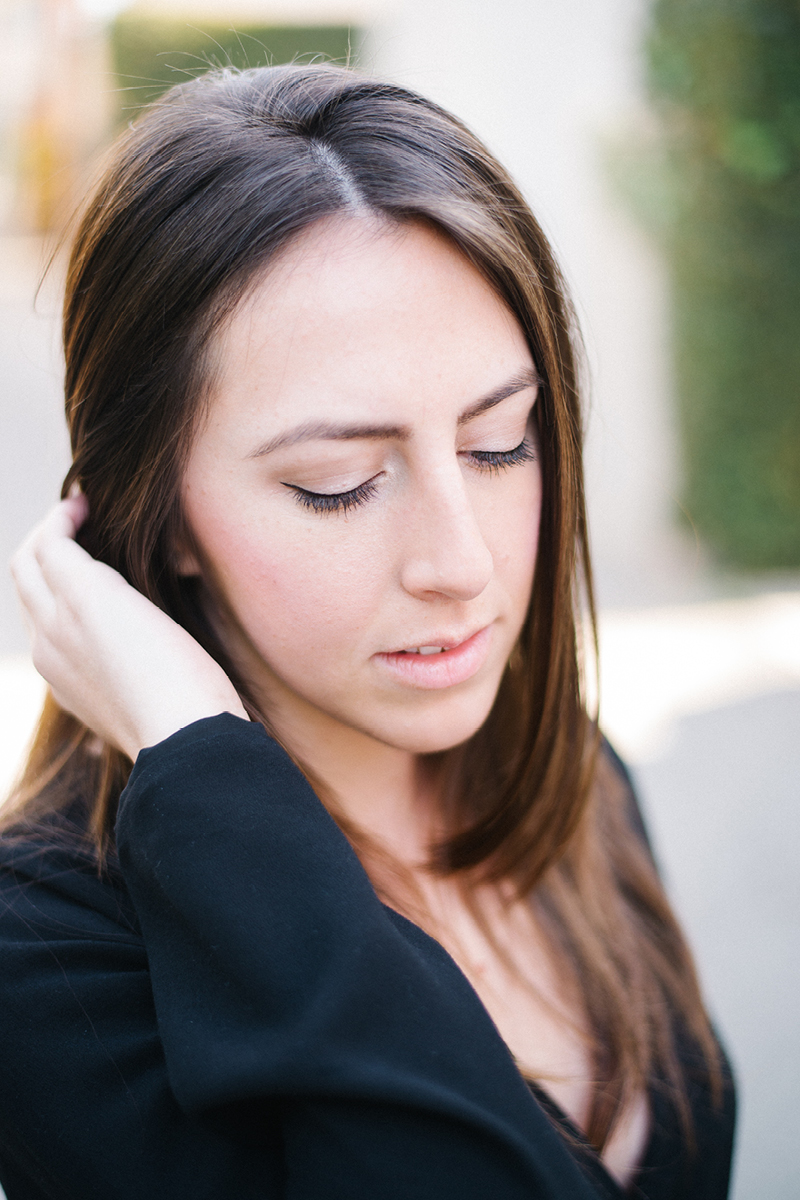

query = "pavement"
[1,234,798,1199]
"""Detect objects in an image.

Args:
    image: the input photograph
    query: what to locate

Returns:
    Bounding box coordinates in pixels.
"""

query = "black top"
[0,715,735,1199]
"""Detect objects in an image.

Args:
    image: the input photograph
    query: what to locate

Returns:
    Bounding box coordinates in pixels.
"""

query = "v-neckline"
[525,1079,638,1199]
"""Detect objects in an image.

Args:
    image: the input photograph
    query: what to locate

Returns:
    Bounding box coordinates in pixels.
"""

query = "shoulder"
[0,815,140,943]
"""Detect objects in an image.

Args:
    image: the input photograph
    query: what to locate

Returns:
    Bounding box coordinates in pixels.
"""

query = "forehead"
[207,215,534,433]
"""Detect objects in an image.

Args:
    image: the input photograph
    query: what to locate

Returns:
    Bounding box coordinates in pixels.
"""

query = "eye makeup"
[286,475,381,515]
[467,438,537,475]
[282,436,537,516]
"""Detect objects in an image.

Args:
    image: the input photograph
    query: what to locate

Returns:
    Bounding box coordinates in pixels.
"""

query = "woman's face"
[180,218,541,757]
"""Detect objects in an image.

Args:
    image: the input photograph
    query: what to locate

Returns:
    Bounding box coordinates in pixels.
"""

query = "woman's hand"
[10,496,249,760]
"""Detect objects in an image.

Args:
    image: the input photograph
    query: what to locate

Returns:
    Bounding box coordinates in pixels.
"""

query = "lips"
[388,631,483,655]
[375,625,493,690]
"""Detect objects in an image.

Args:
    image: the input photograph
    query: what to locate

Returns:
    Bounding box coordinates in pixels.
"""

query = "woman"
[1,65,734,1198]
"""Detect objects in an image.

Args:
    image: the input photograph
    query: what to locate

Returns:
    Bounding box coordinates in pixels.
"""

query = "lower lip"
[375,626,493,690]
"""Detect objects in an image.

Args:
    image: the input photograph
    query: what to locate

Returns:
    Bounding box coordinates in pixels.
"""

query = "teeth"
[416,646,445,655]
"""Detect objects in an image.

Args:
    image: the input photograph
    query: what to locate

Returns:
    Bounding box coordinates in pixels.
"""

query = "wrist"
[130,698,250,759]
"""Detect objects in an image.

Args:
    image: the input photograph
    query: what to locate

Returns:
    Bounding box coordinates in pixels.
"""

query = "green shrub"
[110,16,356,121]
[647,0,800,567]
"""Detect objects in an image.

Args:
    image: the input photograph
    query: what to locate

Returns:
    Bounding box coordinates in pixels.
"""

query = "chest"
[413,877,650,1188]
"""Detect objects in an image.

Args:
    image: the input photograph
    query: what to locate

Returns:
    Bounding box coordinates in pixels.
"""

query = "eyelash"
[291,478,380,515]
[468,439,537,475]
[286,438,537,515]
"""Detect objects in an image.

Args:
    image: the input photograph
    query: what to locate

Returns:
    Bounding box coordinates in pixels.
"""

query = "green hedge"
[647,0,800,567]
[110,16,355,120]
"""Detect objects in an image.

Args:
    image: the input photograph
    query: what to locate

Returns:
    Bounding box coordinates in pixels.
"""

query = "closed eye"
[283,438,536,516]
[283,475,381,515]
[466,438,537,474]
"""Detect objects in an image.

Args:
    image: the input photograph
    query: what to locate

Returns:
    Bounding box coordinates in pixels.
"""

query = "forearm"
[115,713,596,1200]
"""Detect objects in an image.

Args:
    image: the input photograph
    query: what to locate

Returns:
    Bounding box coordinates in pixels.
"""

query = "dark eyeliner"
[285,437,535,516]
[284,477,379,515]
[469,437,537,473]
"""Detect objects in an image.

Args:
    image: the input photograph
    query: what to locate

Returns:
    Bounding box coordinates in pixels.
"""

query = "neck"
[264,695,438,867]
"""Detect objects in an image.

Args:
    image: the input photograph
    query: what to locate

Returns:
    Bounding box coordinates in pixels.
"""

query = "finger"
[34,495,90,545]
[63,490,89,530]
[9,539,58,628]
[10,500,88,584]
[34,528,99,595]
[11,507,101,638]
[10,560,59,679]
[33,542,131,619]
[29,496,106,599]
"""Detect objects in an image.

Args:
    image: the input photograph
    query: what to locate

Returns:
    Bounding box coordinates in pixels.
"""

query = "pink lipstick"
[375,625,492,690]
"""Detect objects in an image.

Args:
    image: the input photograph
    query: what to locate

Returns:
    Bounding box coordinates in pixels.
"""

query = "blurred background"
[0,0,798,1195]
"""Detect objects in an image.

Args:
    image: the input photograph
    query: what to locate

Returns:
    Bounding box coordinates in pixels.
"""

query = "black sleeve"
[1,714,600,1200]
[0,836,282,1200]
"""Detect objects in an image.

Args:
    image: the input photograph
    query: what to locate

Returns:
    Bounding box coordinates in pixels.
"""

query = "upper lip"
[382,625,490,654]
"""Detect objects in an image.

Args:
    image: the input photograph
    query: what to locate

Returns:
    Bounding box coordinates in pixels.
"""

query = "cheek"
[485,466,542,611]
[195,507,387,665]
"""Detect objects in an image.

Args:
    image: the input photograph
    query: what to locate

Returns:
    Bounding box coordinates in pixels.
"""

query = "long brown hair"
[3,64,721,1150]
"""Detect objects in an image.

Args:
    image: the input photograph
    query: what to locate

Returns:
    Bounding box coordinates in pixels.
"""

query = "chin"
[373,691,498,756]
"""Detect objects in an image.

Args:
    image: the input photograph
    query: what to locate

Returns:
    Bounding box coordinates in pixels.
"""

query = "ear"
[176,550,202,576]
[173,527,203,577]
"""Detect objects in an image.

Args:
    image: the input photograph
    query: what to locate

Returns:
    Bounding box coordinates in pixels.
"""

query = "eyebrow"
[246,367,540,458]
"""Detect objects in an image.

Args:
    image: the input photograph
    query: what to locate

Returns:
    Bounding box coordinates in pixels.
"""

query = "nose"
[399,465,494,602]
